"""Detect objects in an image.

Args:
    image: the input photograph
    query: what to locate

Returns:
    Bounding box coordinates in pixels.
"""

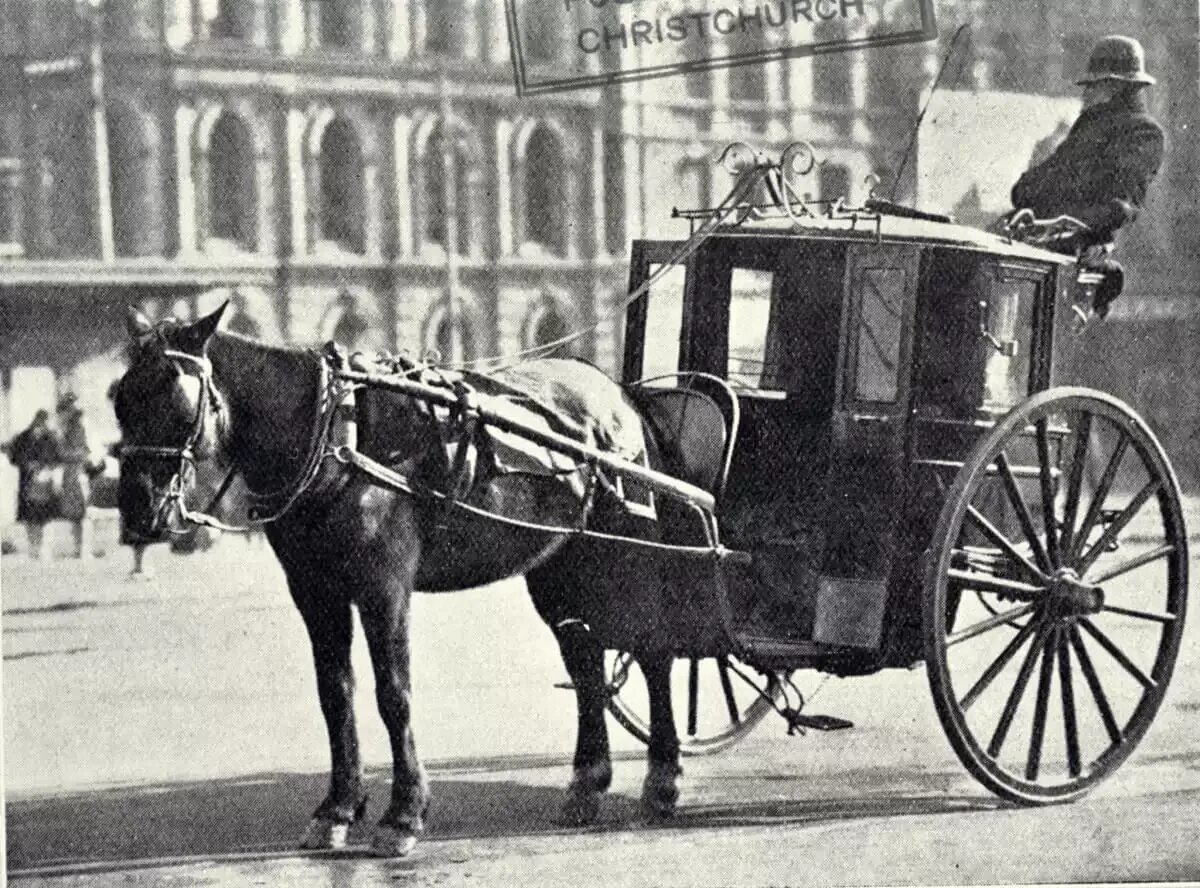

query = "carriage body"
[623,213,1093,673]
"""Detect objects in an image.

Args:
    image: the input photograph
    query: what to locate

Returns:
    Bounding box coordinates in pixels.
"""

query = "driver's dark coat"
[1011,91,1164,243]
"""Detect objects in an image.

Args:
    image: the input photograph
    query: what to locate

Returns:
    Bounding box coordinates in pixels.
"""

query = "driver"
[1007,35,1164,316]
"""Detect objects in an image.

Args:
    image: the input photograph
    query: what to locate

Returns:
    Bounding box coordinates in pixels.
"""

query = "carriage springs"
[569,0,868,55]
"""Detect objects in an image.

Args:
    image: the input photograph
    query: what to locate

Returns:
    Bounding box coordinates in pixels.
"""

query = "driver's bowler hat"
[1077,35,1155,85]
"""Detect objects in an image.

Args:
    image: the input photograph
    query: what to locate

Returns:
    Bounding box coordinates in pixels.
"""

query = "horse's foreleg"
[554,618,613,825]
[358,581,429,857]
[638,652,683,819]
[293,594,366,850]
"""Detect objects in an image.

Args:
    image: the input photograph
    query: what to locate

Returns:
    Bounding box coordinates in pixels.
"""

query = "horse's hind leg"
[527,572,612,825]
[291,588,367,850]
[357,576,430,857]
[638,652,683,818]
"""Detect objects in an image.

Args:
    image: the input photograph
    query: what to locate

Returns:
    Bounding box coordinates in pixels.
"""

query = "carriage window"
[982,274,1036,410]
[641,263,686,381]
[727,268,778,390]
[853,267,905,402]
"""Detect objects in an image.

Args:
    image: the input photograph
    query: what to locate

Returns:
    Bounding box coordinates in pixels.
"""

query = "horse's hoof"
[300,818,350,850]
[559,789,602,826]
[640,765,682,820]
[370,826,418,858]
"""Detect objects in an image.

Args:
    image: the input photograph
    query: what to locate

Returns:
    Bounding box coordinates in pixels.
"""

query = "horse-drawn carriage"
[596,144,1189,805]
[114,144,1187,854]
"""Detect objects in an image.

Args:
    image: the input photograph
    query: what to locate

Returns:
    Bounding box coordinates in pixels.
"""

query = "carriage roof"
[696,211,1076,266]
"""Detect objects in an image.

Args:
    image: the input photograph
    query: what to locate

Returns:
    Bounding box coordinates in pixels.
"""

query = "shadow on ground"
[8,766,999,873]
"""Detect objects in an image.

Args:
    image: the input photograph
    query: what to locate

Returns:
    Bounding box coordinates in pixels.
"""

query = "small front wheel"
[605,651,786,756]
[925,388,1188,804]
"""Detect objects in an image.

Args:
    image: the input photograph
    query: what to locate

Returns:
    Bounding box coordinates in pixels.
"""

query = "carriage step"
[733,631,846,664]
[786,712,854,732]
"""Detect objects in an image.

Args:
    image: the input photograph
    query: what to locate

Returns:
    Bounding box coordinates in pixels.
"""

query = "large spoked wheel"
[605,651,787,756]
[926,387,1188,804]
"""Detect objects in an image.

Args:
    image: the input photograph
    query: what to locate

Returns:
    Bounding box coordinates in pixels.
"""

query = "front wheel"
[925,388,1188,804]
[605,651,786,756]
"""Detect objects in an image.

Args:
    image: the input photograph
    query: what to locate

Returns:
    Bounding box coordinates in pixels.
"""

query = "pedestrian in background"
[56,396,93,559]
[5,409,60,560]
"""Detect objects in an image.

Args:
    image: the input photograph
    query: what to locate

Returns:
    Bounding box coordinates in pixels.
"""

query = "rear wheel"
[925,388,1187,804]
[605,651,786,756]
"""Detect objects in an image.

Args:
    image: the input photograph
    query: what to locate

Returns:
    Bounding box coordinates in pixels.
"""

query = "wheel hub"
[1045,568,1104,619]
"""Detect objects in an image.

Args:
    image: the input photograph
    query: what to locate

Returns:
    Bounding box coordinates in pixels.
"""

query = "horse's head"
[113,303,228,541]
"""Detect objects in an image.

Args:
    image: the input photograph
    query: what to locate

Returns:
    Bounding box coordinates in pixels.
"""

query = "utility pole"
[82,0,114,260]
[438,76,464,362]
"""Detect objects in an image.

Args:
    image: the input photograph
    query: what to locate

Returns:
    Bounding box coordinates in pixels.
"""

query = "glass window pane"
[982,276,1036,410]
[727,268,776,390]
[640,263,686,380]
[854,268,905,402]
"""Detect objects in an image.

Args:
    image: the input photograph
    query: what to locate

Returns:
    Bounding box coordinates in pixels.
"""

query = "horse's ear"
[126,307,154,342]
[178,301,228,352]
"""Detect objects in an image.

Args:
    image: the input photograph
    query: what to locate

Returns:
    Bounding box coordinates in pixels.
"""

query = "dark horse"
[114,304,689,856]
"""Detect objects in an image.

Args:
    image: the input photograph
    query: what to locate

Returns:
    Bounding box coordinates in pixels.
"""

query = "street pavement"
[5,501,1200,886]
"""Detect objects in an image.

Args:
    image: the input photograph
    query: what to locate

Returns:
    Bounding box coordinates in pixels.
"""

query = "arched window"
[428,305,476,364]
[727,29,766,103]
[420,123,474,255]
[522,2,557,64]
[425,1,466,55]
[103,0,155,40]
[812,23,851,108]
[332,290,369,348]
[522,125,567,257]
[48,111,94,256]
[108,108,159,256]
[818,163,850,204]
[210,0,253,41]
[0,107,22,250]
[311,0,356,49]
[527,299,570,350]
[208,112,257,249]
[317,118,364,251]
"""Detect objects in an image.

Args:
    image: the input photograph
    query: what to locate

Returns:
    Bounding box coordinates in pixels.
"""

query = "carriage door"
[816,243,919,649]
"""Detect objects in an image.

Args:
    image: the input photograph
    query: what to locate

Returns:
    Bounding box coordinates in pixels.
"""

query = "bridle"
[120,344,344,534]
[119,348,225,534]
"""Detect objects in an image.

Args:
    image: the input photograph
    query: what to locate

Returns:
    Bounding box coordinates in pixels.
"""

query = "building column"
[388,0,411,60]
[286,107,307,256]
[278,0,304,54]
[174,104,198,256]
[495,118,513,256]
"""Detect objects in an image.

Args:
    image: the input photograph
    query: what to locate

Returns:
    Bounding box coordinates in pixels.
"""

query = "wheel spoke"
[1036,419,1060,567]
[947,602,1038,647]
[1079,618,1157,691]
[1077,480,1162,574]
[1026,627,1059,781]
[965,506,1049,584]
[1101,603,1177,625]
[1069,626,1122,746]
[960,618,1039,712]
[996,450,1053,574]
[716,658,740,725]
[1070,433,1130,563]
[948,569,1043,600]
[687,658,699,737]
[1089,544,1175,585]
[988,623,1047,758]
[1059,412,1093,557]
[1058,631,1082,778]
